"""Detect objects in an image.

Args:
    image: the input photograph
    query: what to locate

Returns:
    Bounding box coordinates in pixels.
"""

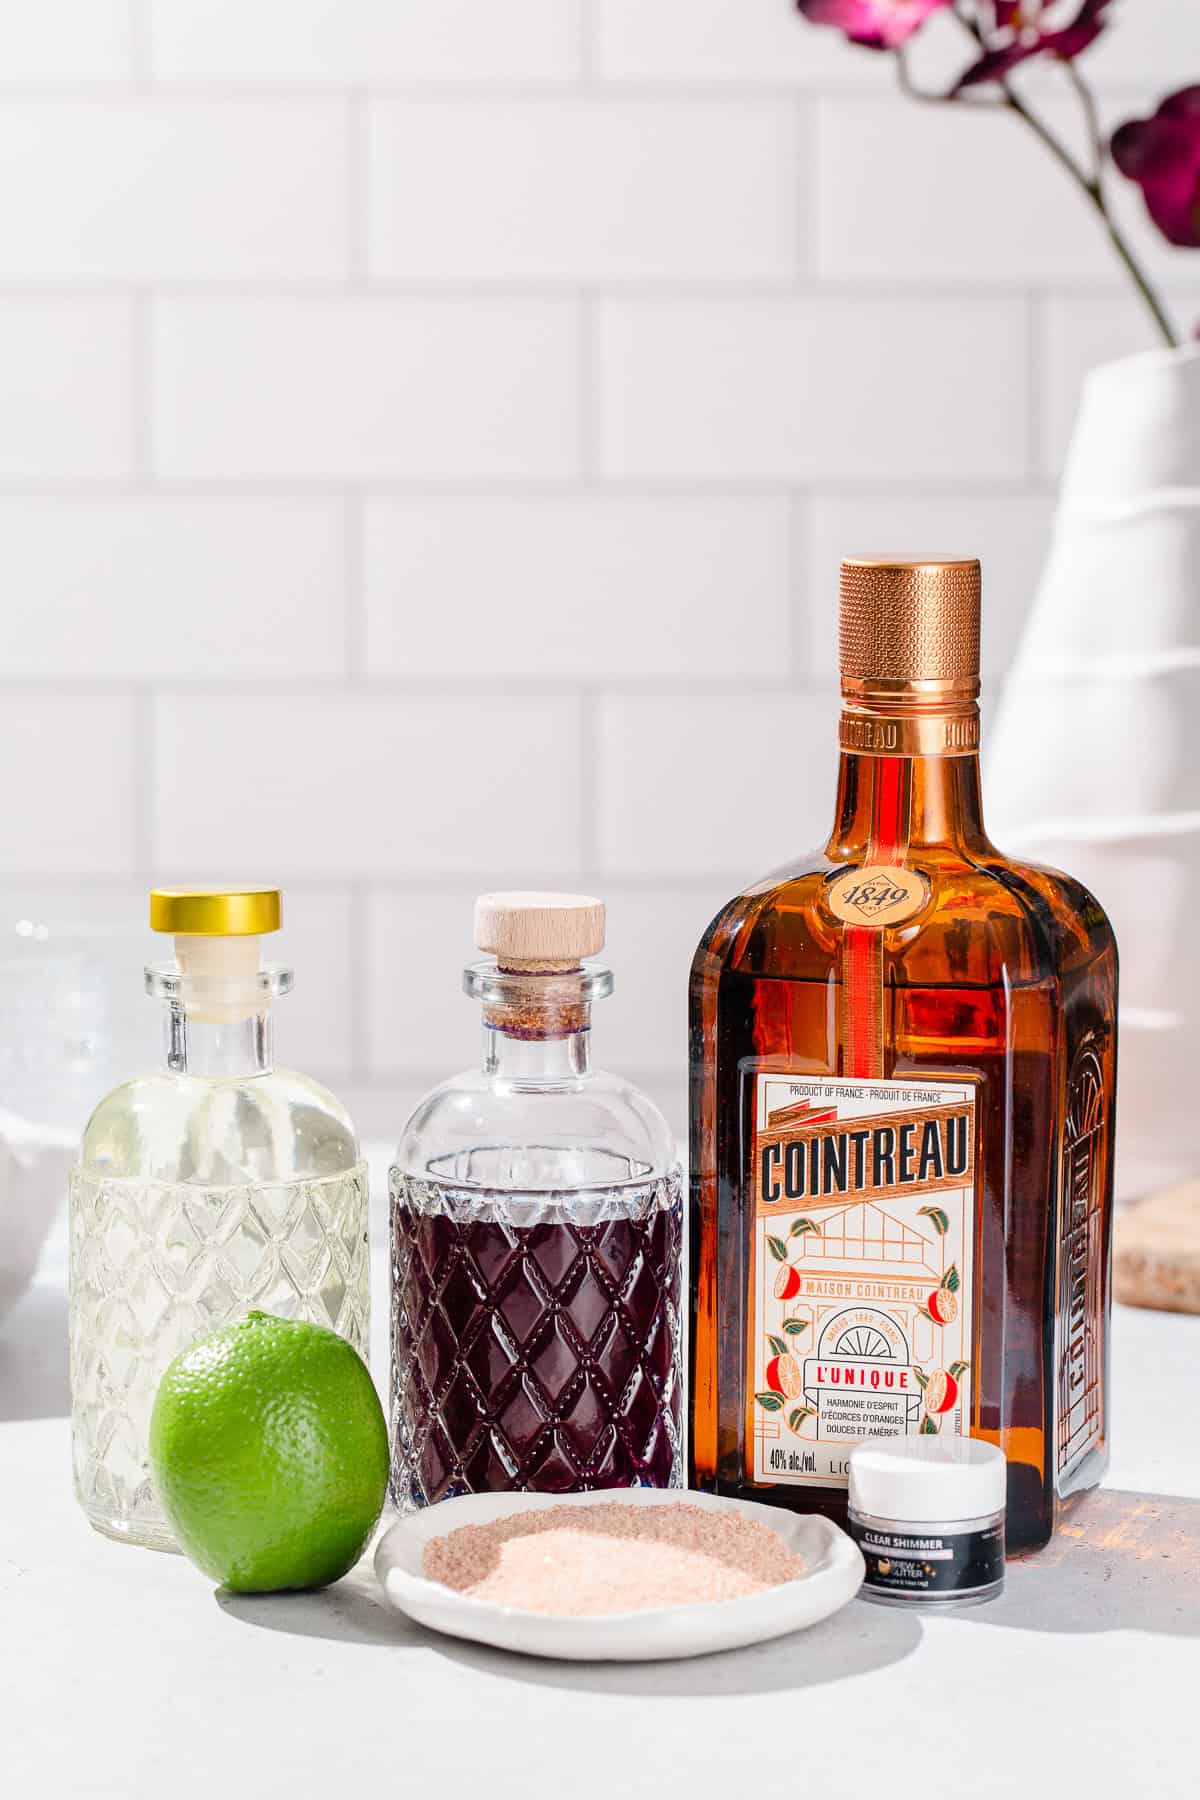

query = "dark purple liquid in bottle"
[389,1173,683,1509]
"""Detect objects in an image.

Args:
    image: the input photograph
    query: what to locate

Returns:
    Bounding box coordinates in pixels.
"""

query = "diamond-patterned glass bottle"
[68,889,369,1550]
[389,892,683,1510]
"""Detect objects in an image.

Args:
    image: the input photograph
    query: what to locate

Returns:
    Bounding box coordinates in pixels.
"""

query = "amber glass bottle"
[689,558,1117,1553]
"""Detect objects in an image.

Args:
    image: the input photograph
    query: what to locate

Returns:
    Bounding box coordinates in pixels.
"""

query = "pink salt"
[422,1501,803,1616]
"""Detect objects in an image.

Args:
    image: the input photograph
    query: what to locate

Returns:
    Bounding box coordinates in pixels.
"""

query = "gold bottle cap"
[839,557,980,693]
[149,888,281,936]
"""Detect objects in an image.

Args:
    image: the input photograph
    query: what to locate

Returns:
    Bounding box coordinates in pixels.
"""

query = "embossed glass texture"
[389,963,683,1510]
[68,966,368,1550]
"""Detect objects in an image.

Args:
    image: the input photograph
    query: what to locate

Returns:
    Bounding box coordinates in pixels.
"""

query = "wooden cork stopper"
[474,891,605,971]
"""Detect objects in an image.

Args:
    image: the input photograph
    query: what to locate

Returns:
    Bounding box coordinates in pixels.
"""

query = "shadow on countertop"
[962,1488,1200,1640]
[217,1487,1200,1697]
[217,1563,924,1696]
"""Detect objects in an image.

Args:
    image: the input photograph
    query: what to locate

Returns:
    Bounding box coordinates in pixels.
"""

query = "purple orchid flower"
[795,0,951,53]
[1112,87,1200,249]
[954,0,1112,91]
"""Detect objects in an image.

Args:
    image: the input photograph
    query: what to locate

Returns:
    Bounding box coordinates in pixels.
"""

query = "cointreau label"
[748,1072,977,1490]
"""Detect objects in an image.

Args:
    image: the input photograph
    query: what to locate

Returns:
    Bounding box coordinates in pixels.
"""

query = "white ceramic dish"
[373,1487,864,1662]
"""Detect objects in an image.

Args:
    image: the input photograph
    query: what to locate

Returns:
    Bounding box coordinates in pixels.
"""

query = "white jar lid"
[848,1437,1006,1523]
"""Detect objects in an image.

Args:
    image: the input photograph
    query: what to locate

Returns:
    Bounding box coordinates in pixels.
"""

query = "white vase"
[987,345,1200,1200]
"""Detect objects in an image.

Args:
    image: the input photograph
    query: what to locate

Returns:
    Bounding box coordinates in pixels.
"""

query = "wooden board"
[1115,1182,1200,1314]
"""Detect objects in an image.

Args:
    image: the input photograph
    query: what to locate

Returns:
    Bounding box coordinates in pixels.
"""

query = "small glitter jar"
[847,1438,1006,1608]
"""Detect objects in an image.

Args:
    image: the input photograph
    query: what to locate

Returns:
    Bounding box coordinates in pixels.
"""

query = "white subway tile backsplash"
[0,299,132,479]
[150,0,580,84]
[816,98,1121,283]
[601,884,733,1074]
[816,89,1190,293]
[255,887,357,1081]
[365,886,493,1075]
[153,298,580,480]
[0,102,347,282]
[268,885,356,1080]
[363,496,791,679]
[153,695,583,878]
[806,494,1055,680]
[0,2,131,82]
[599,297,1029,481]
[0,0,1181,1083]
[0,499,347,680]
[368,98,801,283]
[0,698,135,875]
[598,692,836,878]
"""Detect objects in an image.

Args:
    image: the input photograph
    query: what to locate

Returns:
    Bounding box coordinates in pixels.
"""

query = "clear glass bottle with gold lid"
[69,888,370,1550]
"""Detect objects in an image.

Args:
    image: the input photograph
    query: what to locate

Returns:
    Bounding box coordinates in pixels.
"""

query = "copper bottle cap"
[839,557,980,695]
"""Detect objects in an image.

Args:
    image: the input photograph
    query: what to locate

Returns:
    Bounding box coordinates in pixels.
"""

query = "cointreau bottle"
[689,558,1117,1552]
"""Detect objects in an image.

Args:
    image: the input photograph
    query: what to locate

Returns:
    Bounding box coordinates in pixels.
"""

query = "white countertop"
[3,1162,1198,1800]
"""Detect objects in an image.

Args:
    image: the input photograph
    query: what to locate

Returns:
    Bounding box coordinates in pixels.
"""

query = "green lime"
[149,1312,389,1594]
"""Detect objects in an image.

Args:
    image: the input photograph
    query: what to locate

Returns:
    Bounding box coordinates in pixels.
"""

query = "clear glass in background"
[0,917,127,1327]
[69,916,369,1551]
[389,920,683,1512]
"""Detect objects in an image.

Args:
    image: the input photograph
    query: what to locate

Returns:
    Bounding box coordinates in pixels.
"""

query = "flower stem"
[944,5,1178,349]
[1061,60,1178,350]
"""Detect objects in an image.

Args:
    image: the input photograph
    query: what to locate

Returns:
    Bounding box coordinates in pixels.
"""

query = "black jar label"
[850,1516,1004,1600]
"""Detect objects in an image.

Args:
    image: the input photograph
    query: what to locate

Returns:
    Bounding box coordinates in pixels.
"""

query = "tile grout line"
[344,489,366,681]
[0,673,915,699]
[0,869,766,895]
[798,91,816,282]
[347,88,370,283]
[130,289,155,480]
[578,291,600,479]
[0,869,794,899]
[0,276,1186,301]
[128,0,153,89]
[347,881,371,1086]
[578,689,601,878]
[577,0,599,85]
[131,687,155,875]
[0,77,1161,102]
[787,491,811,681]
[0,475,1063,500]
